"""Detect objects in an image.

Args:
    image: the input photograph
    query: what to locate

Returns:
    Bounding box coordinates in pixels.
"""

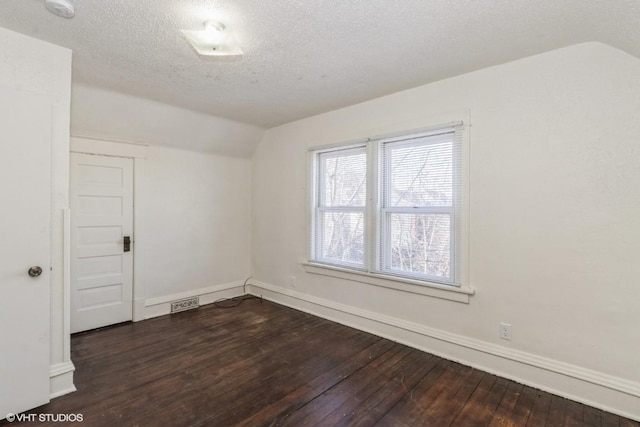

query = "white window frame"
[307,121,471,300]
[377,130,460,285]
[312,145,368,270]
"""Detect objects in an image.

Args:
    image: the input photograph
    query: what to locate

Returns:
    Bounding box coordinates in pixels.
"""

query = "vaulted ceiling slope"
[0,1,638,128]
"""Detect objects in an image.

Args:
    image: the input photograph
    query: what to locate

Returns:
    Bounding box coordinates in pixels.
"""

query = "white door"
[0,87,52,416]
[70,153,134,333]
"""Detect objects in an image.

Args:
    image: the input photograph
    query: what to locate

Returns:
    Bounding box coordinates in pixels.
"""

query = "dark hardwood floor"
[5,298,638,426]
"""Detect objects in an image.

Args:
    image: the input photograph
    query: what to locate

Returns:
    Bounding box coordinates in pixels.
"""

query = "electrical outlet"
[289,275,296,287]
[500,322,512,341]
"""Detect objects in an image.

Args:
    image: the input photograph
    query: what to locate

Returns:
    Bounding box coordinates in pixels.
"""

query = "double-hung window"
[310,122,465,287]
[313,146,368,269]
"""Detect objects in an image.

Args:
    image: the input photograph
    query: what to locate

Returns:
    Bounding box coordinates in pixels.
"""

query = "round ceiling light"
[45,0,75,19]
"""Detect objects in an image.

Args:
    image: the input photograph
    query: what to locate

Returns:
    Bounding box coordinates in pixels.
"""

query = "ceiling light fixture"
[45,0,75,18]
[181,20,243,57]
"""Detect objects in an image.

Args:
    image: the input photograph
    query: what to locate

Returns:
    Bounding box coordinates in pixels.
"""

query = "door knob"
[28,266,43,277]
[123,236,131,252]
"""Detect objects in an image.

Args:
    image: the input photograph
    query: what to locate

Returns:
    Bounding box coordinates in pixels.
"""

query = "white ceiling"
[0,0,638,128]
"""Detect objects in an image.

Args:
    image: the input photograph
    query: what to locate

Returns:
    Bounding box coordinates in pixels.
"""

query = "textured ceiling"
[0,0,638,127]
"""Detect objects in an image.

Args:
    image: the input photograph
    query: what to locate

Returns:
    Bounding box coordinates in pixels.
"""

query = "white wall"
[139,145,252,300]
[70,87,258,317]
[0,27,74,396]
[72,84,264,157]
[251,42,640,419]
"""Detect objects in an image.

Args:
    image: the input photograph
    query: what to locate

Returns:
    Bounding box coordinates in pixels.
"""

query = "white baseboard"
[133,297,146,322]
[248,280,640,422]
[49,361,76,399]
[144,281,245,319]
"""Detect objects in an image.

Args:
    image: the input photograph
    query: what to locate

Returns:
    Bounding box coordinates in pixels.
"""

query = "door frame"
[70,135,148,321]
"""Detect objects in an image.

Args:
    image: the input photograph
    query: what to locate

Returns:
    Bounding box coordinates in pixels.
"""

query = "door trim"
[63,208,71,360]
[70,136,148,321]
[71,135,148,158]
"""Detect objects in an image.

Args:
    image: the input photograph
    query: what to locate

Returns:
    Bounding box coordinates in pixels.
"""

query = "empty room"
[0,0,639,425]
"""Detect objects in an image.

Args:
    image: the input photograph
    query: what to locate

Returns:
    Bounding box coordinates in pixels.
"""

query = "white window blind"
[309,122,464,287]
[377,128,462,284]
[313,146,367,268]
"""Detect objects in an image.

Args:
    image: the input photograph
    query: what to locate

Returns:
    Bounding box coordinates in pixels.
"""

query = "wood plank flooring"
[4,298,638,427]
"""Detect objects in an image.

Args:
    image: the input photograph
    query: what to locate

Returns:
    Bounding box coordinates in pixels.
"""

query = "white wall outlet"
[289,275,296,287]
[500,322,512,340]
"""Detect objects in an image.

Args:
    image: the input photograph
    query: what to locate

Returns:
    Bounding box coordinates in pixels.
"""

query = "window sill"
[303,262,474,304]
